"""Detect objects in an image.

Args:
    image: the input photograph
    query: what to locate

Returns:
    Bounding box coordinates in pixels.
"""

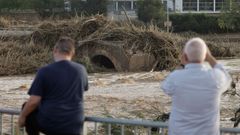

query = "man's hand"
[205,47,217,68]
[18,115,26,128]
[18,96,41,128]
[205,47,213,61]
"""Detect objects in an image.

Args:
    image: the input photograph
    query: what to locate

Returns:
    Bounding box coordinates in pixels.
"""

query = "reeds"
[0,41,52,76]
[0,17,10,28]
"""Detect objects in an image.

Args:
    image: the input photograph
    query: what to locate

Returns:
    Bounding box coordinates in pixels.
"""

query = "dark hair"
[54,37,75,55]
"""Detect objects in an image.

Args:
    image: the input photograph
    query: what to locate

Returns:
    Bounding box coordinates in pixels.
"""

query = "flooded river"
[0,59,240,132]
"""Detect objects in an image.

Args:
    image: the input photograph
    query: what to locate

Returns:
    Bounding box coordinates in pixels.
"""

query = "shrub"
[170,14,222,33]
[0,0,108,18]
[137,0,165,25]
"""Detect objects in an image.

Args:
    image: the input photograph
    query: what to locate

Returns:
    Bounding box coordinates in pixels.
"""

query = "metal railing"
[0,109,24,135]
[85,117,168,135]
[1,108,240,135]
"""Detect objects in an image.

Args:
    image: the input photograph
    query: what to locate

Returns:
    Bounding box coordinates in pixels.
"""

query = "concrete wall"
[78,41,129,72]
[129,53,156,72]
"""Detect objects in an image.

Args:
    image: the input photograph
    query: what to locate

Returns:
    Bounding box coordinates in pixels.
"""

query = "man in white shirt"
[161,38,232,135]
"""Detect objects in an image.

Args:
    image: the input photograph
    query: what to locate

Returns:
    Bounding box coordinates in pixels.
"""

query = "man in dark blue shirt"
[18,37,88,135]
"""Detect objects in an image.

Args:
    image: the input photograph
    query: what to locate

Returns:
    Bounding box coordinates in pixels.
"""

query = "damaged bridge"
[78,41,156,72]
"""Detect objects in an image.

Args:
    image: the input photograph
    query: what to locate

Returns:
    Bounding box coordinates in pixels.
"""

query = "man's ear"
[181,53,188,65]
[184,53,189,62]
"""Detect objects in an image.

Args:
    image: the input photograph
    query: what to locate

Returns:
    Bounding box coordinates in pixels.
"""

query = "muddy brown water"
[0,59,240,134]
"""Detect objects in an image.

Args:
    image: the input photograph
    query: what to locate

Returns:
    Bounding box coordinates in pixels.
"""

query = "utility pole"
[164,0,171,33]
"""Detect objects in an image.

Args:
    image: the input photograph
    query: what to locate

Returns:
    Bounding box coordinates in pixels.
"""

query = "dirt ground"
[1,59,240,134]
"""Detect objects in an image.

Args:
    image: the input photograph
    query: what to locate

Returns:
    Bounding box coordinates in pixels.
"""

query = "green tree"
[32,0,64,11]
[71,0,86,11]
[65,0,108,15]
[0,0,108,16]
[19,0,34,9]
[0,0,64,11]
[137,0,165,24]
[31,0,64,17]
[0,0,22,9]
[218,0,240,32]
[85,0,108,15]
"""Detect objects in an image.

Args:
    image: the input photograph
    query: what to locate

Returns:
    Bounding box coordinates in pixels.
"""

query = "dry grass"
[177,32,240,58]
[0,41,52,76]
[0,17,10,28]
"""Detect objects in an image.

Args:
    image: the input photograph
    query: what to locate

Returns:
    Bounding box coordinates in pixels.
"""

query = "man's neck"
[54,56,72,62]
[188,61,203,64]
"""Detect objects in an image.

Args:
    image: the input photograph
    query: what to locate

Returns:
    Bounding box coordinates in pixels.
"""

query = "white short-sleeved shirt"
[161,63,231,135]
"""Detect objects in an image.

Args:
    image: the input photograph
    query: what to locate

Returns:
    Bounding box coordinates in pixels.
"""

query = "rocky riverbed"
[1,59,240,134]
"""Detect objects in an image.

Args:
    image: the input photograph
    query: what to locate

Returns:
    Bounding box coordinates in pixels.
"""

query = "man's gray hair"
[184,38,207,62]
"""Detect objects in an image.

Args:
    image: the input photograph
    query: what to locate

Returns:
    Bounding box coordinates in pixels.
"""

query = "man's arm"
[161,73,175,96]
[206,47,232,91]
[205,48,217,68]
[18,95,41,127]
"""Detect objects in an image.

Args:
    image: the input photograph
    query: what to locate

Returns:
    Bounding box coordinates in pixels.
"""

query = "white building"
[107,0,138,20]
[107,0,240,20]
[175,0,240,13]
[107,0,171,20]
[64,0,71,12]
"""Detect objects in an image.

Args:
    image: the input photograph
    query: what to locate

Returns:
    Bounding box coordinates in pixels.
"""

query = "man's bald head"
[184,38,207,63]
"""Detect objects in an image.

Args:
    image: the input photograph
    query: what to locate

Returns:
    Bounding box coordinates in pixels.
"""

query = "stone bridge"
[78,41,156,72]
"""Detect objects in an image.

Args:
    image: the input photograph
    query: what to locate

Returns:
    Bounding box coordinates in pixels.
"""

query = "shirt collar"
[185,63,205,69]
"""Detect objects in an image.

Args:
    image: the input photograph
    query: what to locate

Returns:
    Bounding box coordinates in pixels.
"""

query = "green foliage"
[170,14,221,33]
[32,0,64,10]
[71,0,86,11]
[0,0,22,9]
[19,0,34,9]
[218,0,240,31]
[170,13,240,33]
[69,0,108,15]
[0,0,107,16]
[0,0,63,10]
[137,0,165,24]
[75,56,94,73]
[84,0,108,15]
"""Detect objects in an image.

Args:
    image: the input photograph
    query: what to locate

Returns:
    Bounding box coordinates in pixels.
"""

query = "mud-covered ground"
[0,59,240,134]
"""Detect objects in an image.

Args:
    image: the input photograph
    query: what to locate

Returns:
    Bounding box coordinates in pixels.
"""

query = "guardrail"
[1,108,240,135]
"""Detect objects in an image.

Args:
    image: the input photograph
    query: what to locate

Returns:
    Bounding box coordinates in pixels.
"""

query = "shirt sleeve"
[213,64,232,93]
[28,69,45,96]
[161,73,175,96]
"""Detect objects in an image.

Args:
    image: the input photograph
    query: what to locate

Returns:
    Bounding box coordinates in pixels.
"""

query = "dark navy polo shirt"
[28,60,88,134]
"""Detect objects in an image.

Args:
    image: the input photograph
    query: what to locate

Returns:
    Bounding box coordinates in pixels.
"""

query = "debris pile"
[0,17,9,28]
[31,15,181,71]
[0,41,51,75]
[0,15,238,75]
